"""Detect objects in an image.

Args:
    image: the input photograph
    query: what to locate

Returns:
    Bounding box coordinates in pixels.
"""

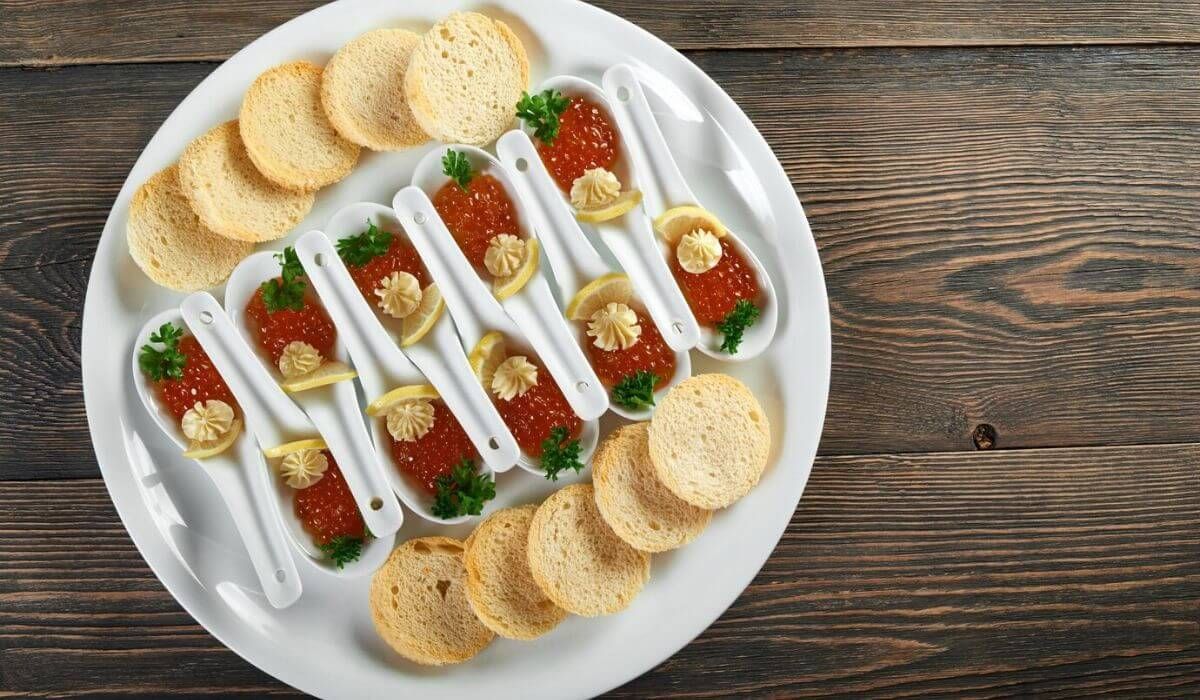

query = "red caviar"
[347,237,430,304]
[245,285,337,364]
[538,96,620,192]
[293,455,365,546]
[671,238,760,324]
[585,309,674,389]
[432,174,520,270]
[388,400,477,495]
[496,375,582,457]
[155,336,238,422]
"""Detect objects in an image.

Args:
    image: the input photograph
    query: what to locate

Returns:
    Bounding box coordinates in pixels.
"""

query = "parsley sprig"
[260,247,307,313]
[541,426,584,481]
[612,371,659,410]
[337,221,393,267]
[138,322,187,381]
[319,535,364,569]
[442,149,473,191]
[516,89,570,144]
[432,459,496,519]
[717,299,761,354]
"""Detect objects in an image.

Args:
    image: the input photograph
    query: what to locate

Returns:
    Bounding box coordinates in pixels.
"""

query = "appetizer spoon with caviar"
[295,214,517,524]
[514,75,702,356]
[394,185,600,481]
[497,129,691,420]
[601,64,779,360]
[133,309,302,608]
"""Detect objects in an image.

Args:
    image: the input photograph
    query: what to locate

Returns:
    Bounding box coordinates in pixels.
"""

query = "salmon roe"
[671,238,761,324]
[538,96,620,192]
[154,335,238,422]
[245,285,337,364]
[387,400,477,495]
[293,455,365,546]
[496,372,582,457]
[432,174,520,270]
[346,236,430,304]
[585,309,675,389]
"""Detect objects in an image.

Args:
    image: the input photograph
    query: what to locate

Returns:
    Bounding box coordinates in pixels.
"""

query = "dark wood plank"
[1,446,1195,696]
[4,0,1200,65]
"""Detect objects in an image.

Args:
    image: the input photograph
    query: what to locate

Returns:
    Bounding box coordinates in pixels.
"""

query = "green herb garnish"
[541,425,583,481]
[612,371,659,410]
[260,246,306,313]
[441,149,473,191]
[431,459,496,519]
[138,322,186,381]
[337,221,393,267]
[717,299,760,354]
[516,89,570,144]
[319,535,364,569]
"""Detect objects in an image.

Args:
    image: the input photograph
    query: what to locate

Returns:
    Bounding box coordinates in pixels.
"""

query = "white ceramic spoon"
[411,143,608,422]
[181,293,392,577]
[600,64,779,360]
[295,223,518,524]
[496,129,692,420]
[132,309,302,609]
[393,185,600,477]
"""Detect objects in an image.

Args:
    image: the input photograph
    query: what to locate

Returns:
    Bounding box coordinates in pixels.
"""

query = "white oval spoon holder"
[601,64,779,361]
[393,185,600,476]
[496,129,692,420]
[133,310,302,609]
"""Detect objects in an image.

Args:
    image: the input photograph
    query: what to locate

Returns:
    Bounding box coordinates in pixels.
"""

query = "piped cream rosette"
[483,234,540,301]
[467,331,541,402]
[570,167,643,223]
[276,340,358,393]
[564,272,644,352]
[365,383,442,444]
[179,398,244,459]
[651,205,728,275]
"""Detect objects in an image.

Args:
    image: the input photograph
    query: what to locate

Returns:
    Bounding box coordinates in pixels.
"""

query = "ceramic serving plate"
[81,0,830,697]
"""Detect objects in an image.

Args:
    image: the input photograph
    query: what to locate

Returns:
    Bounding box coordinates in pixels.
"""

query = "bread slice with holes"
[177,120,314,242]
[463,505,567,639]
[593,422,712,552]
[321,28,428,151]
[369,536,494,665]
[404,11,529,146]
[648,374,771,509]
[126,164,254,291]
[240,61,360,191]
[527,483,650,617]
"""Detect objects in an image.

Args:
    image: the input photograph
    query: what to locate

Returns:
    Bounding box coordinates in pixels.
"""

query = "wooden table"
[2,1,1198,696]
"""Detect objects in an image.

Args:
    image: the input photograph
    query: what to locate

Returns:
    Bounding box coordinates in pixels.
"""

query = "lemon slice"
[564,272,635,321]
[575,189,643,223]
[401,283,444,347]
[182,417,243,459]
[280,360,357,393]
[492,238,540,301]
[366,383,440,417]
[468,331,507,388]
[263,437,327,459]
[652,204,726,245]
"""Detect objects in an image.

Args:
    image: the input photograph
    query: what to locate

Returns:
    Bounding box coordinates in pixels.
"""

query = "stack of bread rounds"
[321,28,428,150]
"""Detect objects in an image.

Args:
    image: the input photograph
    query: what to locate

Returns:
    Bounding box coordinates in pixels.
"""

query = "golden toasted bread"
[321,29,428,150]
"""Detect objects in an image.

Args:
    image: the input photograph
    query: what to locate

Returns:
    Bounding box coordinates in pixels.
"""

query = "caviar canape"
[272,442,367,569]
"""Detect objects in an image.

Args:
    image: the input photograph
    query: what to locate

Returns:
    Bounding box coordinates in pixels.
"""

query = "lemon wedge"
[263,437,328,460]
[652,204,727,245]
[564,272,635,322]
[401,283,444,347]
[575,189,643,223]
[280,360,357,393]
[182,417,243,459]
[492,238,540,301]
[365,383,440,417]
[468,331,507,388]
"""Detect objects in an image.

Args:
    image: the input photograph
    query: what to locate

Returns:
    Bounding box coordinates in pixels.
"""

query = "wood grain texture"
[1,446,1195,696]
[3,0,1200,65]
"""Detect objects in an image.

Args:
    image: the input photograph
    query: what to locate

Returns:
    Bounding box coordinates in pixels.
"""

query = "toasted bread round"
[178,121,314,242]
[240,61,360,191]
[593,423,712,552]
[126,165,253,291]
[464,505,567,639]
[527,484,650,617]
[369,537,494,666]
[649,374,771,509]
[321,29,428,151]
[404,12,529,146]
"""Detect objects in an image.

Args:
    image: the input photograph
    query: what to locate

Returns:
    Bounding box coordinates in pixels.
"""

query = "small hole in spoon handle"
[515,158,529,172]
[199,311,214,325]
